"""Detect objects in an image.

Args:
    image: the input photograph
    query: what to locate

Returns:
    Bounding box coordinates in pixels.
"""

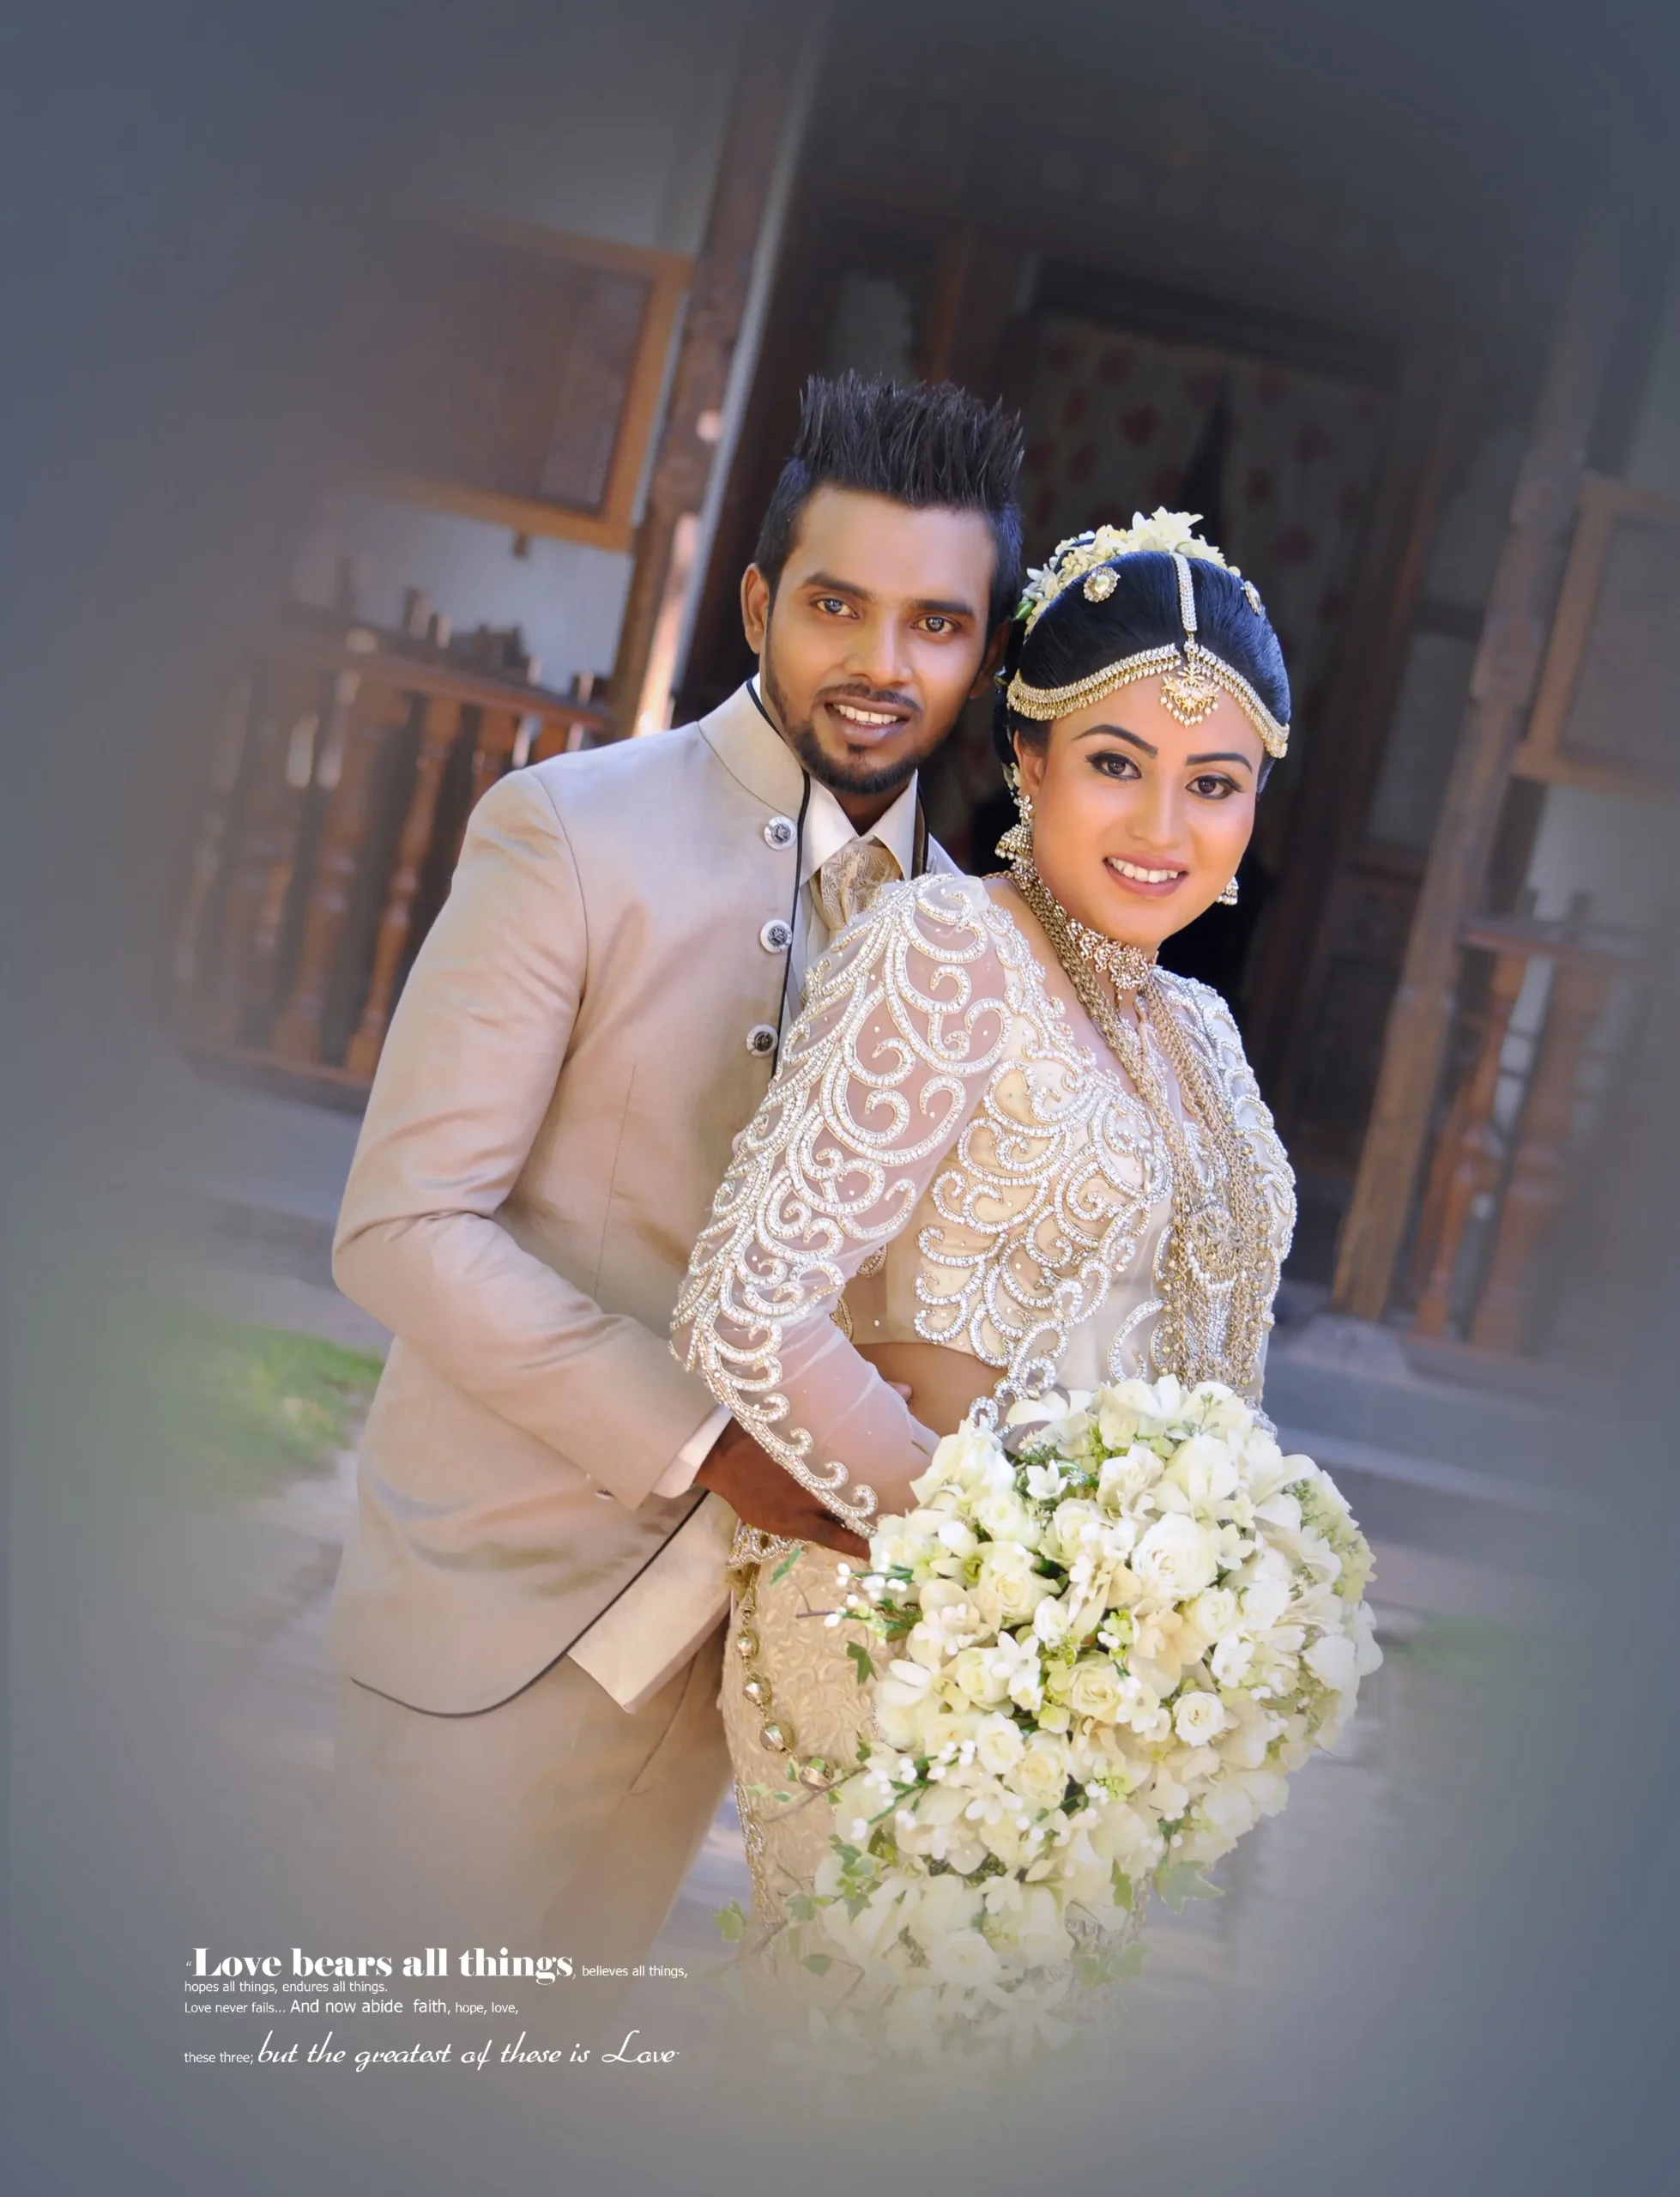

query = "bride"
[673,511,1296,1960]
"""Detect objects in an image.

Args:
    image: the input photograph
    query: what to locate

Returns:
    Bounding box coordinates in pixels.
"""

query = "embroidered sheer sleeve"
[672,875,1017,1534]
[1171,974,1296,1410]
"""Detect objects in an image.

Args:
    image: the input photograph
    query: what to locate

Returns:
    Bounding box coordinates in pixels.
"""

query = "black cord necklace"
[747,676,928,1050]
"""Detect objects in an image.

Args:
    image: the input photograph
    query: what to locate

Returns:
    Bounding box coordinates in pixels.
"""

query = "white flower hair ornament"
[1008,509,1287,760]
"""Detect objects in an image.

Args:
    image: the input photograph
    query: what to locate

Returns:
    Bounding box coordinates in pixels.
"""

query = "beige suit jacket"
[328,683,955,1713]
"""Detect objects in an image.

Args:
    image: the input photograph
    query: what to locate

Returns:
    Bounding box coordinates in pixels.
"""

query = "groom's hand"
[695,1420,869,1561]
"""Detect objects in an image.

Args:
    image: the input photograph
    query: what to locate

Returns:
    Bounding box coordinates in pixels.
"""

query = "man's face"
[740,487,1003,814]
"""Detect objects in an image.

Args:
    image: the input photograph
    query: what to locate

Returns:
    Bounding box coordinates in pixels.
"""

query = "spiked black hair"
[753,372,1025,632]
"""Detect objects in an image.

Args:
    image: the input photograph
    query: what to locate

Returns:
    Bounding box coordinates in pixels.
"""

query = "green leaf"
[1110,1868,1133,1912]
[801,1953,832,1976]
[1156,1861,1223,1912]
[786,1893,819,1923]
[845,1640,876,1687]
[714,1901,748,1943]
[769,1547,803,1585]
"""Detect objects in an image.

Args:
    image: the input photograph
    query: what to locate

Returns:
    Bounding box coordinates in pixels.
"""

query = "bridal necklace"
[1006,844,1272,1397]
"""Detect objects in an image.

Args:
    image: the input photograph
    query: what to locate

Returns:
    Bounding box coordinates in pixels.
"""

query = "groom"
[328,372,1024,1961]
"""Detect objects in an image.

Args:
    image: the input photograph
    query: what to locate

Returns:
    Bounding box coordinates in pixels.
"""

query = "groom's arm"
[331,767,716,1510]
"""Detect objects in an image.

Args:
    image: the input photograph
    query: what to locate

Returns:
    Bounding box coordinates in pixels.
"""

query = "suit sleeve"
[332,767,719,1509]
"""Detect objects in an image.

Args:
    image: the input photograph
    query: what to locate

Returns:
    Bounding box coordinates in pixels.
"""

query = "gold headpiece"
[1006,508,1289,760]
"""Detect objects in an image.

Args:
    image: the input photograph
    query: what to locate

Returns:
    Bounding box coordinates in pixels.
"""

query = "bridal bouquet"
[797,1376,1381,2062]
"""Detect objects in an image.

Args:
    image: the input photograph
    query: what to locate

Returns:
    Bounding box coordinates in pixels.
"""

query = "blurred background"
[4,2,1678,2191]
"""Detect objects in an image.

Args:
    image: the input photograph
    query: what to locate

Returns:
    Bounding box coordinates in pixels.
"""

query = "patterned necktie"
[813,837,901,933]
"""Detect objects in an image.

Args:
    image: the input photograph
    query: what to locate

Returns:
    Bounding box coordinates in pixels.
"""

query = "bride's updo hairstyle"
[994,517,1291,789]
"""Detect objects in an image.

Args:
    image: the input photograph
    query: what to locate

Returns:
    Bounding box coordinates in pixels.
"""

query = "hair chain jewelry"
[1006,853,1272,1394]
[1008,517,1290,758]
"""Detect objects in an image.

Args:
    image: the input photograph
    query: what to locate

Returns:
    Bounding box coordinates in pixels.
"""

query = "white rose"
[1031,1595,1072,1646]
[1187,1587,1238,1641]
[973,1489,1042,1547]
[974,1712,1026,1775]
[947,1645,1012,1708]
[926,1930,1001,1989]
[1304,1629,1357,1692]
[1067,1658,1127,1722]
[1048,1498,1104,1565]
[974,1541,1055,1624]
[1172,1690,1228,1746]
[1133,1513,1220,1601]
[1007,1734,1073,1813]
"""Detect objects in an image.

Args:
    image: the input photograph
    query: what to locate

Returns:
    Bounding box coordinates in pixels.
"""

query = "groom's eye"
[813,596,853,617]
[920,614,956,635]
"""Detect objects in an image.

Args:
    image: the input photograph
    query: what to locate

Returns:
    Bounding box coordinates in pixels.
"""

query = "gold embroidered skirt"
[722,1531,878,1952]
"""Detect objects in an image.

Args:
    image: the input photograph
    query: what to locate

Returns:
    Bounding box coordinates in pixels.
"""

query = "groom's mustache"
[816,682,917,720]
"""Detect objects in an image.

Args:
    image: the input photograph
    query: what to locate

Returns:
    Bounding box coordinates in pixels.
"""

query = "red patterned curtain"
[1019,318,1388,730]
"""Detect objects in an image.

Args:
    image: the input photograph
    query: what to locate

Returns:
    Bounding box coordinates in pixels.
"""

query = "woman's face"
[1013,682,1263,952]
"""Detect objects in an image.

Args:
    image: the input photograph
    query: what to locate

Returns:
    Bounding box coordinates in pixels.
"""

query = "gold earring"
[1217,875,1239,906]
[996,766,1034,862]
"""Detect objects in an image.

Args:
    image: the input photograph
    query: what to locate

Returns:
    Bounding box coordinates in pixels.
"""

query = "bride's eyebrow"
[1186,751,1253,769]
[1073,724,1156,756]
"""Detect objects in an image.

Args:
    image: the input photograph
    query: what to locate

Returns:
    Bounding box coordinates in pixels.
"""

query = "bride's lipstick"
[1103,854,1188,899]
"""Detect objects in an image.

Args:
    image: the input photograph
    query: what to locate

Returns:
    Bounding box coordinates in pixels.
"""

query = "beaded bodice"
[672,874,1294,1534]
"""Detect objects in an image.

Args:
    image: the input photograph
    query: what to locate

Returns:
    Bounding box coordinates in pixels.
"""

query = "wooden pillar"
[1332,198,1628,1320]
[610,1,812,741]
[1469,953,1608,1353]
[1408,947,1530,1335]
[344,693,462,1080]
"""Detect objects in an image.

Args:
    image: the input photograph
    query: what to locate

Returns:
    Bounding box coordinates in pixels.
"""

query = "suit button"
[763,815,796,849]
[746,1023,778,1056]
[759,917,793,952]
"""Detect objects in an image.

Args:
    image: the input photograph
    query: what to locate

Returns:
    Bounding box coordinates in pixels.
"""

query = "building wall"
[290,2,750,691]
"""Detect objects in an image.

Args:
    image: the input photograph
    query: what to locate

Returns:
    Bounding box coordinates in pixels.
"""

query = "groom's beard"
[758,653,926,802]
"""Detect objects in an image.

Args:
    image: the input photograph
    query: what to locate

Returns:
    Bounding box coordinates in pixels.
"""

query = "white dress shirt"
[568,695,921,1710]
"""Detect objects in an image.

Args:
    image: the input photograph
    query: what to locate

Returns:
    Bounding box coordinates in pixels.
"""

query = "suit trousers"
[332,1625,730,1964]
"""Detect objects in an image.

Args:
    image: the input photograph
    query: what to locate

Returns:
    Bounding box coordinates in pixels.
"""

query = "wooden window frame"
[365,211,692,554]
[1513,470,1680,800]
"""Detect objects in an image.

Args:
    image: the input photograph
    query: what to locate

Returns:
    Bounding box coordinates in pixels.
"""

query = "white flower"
[993,1885,1073,1967]
[1067,1657,1127,1722]
[1163,1433,1240,1510]
[915,1418,1004,1499]
[926,1931,1001,1989]
[1210,1631,1256,1686]
[972,1541,1056,1626]
[1172,1691,1229,1746]
[1008,1734,1073,1812]
[1187,1586,1239,1641]
[906,1871,985,1949]
[1351,1601,1385,1676]
[1031,1595,1072,1646]
[1304,1630,1358,1692]
[1133,1513,1220,1601]
[973,1489,1042,1548]
[974,1712,1027,1776]
[947,1645,1012,1709]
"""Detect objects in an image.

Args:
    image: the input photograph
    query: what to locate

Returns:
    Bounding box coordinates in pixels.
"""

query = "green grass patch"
[139,1304,384,1508]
